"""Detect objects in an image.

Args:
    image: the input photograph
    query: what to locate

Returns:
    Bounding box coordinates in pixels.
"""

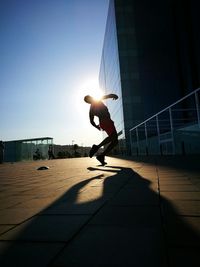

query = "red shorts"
[100,119,116,136]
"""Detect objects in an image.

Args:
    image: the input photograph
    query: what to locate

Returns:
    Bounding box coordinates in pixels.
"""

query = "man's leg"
[101,132,118,156]
[97,134,114,148]
[89,134,115,158]
[95,132,118,153]
[90,119,117,158]
[96,132,118,165]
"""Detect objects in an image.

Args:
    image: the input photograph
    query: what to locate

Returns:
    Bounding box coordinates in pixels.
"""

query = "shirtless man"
[84,94,118,165]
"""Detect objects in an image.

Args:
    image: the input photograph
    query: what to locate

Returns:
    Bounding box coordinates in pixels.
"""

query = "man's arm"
[89,110,101,130]
[101,94,118,100]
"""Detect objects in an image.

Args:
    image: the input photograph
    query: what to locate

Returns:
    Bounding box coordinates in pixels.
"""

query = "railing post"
[195,91,200,128]
[136,128,139,156]
[128,88,200,156]
[156,115,160,154]
[144,122,148,155]
[169,107,175,154]
[129,130,132,156]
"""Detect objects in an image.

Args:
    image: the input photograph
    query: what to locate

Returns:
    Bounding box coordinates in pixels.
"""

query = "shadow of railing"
[114,155,200,173]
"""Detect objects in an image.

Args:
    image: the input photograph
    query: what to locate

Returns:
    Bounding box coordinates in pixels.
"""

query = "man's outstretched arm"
[101,94,118,100]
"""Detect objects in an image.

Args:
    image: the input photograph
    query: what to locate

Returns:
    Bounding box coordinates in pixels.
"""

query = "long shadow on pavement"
[0,166,199,266]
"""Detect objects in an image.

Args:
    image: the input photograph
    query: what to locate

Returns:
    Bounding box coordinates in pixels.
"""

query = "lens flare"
[75,77,105,113]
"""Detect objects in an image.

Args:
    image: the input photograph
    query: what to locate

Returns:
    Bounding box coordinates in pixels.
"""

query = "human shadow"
[0,166,199,266]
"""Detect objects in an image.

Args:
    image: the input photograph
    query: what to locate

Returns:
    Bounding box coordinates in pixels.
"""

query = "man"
[84,93,118,165]
[0,141,4,164]
[48,145,55,160]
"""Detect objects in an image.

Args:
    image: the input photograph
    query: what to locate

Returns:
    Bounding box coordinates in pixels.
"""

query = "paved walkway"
[0,156,199,266]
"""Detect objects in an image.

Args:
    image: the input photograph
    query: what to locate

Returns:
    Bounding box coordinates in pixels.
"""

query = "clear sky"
[0,0,109,146]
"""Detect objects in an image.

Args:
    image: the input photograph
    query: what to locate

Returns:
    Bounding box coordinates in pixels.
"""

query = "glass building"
[99,0,126,154]
[4,137,53,162]
[99,0,200,154]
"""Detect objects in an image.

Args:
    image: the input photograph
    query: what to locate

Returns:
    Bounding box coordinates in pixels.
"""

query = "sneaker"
[96,155,107,166]
[89,145,99,158]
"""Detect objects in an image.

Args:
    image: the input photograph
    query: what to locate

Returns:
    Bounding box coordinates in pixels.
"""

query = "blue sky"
[0,0,109,146]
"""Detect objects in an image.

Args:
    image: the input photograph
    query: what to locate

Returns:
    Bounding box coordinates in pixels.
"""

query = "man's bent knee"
[110,132,118,143]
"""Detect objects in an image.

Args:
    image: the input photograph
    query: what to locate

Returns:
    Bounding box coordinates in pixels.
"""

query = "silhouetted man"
[84,93,118,165]
[48,145,55,160]
[0,141,4,164]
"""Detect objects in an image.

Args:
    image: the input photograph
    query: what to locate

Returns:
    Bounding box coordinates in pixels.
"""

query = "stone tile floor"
[0,156,199,266]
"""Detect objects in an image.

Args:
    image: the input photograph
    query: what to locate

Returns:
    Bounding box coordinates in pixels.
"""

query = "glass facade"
[99,0,147,154]
[99,0,126,154]
[114,0,144,151]
[99,0,200,154]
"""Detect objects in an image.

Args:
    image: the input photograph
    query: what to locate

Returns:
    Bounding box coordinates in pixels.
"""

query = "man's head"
[84,95,94,104]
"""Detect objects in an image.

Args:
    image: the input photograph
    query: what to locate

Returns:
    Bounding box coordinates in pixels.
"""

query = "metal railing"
[129,88,200,155]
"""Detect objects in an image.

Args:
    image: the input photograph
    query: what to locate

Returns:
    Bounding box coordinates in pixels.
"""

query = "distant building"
[3,137,100,162]
[4,137,53,162]
[53,144,83,158]
[99,0,200,153]
[53,144,101,158]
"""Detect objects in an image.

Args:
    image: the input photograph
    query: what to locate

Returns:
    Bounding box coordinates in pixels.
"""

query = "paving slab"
[89,205,162,227]
[161,191,200,200]
[0,208,42,224]
[50,225,166,267]
[164,216,200,246]
[0,156,199,267]
[160,184,199,192]
[0,225,16,235]
[162,200,200,216]
[0,215,90,242]
[160,180,191,186]
[109,186,159,206]
[168,247,200,267]
[0,241,64,267]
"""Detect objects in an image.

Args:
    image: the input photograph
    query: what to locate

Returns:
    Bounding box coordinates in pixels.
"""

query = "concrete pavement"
[0,156,199,266]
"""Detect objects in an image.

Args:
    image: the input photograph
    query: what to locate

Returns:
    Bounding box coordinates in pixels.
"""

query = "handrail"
[130,87,200,132]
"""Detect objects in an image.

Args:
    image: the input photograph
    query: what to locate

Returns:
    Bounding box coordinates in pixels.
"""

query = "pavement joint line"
[47,173,133,266]
[0,212,51,237]
[0,226,18,236]
[156,161,170,267]
[0,239,67,244]
[176,214,200,218]
[0,157,199,266]
[109,204,159,207]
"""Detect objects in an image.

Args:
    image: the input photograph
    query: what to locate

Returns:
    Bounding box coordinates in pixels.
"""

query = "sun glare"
[92,90,104,101]
[75,77,105,113]
[82,77,104,100]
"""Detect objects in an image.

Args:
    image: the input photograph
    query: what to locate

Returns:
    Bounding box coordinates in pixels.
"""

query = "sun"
[92,89,104,101]
[75,76,105,114]
[82,77,104,100]
[77,77,105,102]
